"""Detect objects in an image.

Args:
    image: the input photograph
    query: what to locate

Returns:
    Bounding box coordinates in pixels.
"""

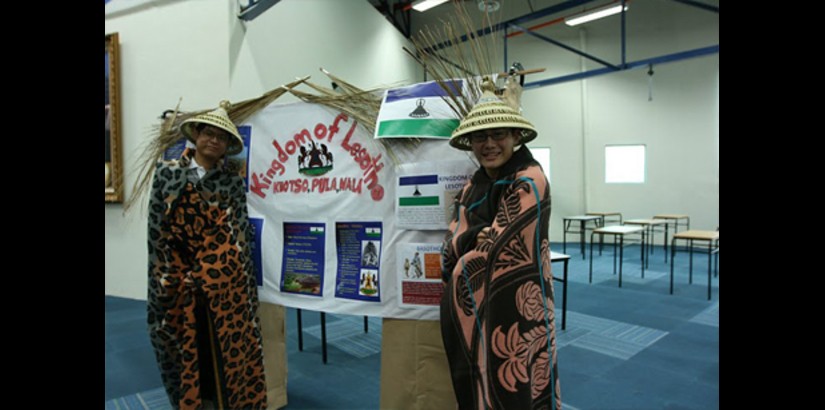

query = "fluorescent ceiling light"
[565,3,629,26]
[478,0,500,12]
[412,0,449,12]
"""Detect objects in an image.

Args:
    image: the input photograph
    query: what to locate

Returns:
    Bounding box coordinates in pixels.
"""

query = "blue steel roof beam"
[669,0,719,13]
[523,44,718,89]
[421,0,601,54]
[238,0,282,21]
[621,0,627,67]
[508,0,601,28]
[508,22,620,70]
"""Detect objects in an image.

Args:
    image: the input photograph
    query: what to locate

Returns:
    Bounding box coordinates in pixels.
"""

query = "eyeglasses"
[199,127,230,144]
[469,130,511,144]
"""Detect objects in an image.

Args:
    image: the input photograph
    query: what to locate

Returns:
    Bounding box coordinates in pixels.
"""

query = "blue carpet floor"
[105,242,718,409]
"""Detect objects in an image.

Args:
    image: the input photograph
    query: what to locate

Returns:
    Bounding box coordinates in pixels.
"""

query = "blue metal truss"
[421,0,718,90]
[238,0,282,21]
[523,45,719,89]
[670,0,719,13]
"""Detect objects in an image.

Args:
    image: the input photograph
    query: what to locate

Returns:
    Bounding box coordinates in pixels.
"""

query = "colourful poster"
[250,217,264,286]
[397,243,444,307]
[281,222,326,296]
[396,161,475,230]
[375,80,463,140]
[335,222,383,302]
[228,125,252,190]
[243,100,474,319]
[163,138,188,161]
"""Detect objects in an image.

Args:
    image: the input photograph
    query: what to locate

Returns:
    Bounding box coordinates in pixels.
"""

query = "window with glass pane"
[532,147,551,182]
[605,145,645,183]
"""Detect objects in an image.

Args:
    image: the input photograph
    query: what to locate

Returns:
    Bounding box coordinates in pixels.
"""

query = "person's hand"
[477,227,491,243]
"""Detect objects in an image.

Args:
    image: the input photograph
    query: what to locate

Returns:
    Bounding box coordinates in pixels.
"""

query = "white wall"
[105,0,419,300]
[105,0,232,300]
[583,55,719,232]
[228,0,420,101]
[430,0,720,241]
[105,0,719,298]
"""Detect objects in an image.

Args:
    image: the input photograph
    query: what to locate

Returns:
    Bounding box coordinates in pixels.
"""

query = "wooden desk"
[551,251,571,330]
[623,218,670,264]
[653,214,690,234]
[586,211,623,227]
[588,225,645,288]
[562,215,601,259]
[669,230,719,300]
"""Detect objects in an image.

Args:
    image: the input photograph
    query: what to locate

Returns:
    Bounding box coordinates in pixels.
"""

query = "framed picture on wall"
[106,32,124,203]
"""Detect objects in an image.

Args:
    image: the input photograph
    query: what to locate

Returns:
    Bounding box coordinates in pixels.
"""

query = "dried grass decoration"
[403,2,545,121]
[404,1,502,118]
[126,71,417,213]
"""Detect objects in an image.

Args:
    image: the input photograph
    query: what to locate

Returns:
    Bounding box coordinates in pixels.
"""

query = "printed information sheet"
[250,217,264,286]
[397,243,444,307]
[335,222,383,302]
[396,160,474,230]
[280,222,326,296]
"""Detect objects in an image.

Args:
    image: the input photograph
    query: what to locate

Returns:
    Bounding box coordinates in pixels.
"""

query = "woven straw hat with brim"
[449,77,537,151]
[180,100,244,156]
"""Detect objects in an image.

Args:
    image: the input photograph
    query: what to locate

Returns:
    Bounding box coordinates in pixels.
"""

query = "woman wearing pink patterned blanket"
[440,77,561,410]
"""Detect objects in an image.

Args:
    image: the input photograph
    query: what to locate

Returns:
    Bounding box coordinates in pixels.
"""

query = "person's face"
[470,128,520,178]
[193,125,230,161]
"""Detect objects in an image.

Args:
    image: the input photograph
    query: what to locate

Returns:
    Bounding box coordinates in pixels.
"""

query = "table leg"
[563,220,568,254]
[580,220,586,259]
[612,235,618,275]
[588,232,594,284]
[619,235,624,288]
[689,239,694,285]
[664,223,669,263]
[321,312,327,364]
[297,308,303,351]
[364,316,369,333]
[670,238,676,295]
[641,230,646,278]
[707,240,712,300]
[562,258,568,330]
[642,228,648,270]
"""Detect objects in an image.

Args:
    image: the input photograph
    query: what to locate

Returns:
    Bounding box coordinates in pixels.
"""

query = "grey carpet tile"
[301,315,383,359]
[105,387,172,410]
[107,241,718,409]
[688,300,719,327]
[559,311,668,360]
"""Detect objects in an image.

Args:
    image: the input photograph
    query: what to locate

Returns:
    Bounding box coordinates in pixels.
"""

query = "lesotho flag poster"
[396,160,474,230]
[375,80,463,139]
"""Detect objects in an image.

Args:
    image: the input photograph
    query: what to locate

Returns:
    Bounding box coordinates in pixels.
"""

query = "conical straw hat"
[449,77,537,151]
[180,100,244,156]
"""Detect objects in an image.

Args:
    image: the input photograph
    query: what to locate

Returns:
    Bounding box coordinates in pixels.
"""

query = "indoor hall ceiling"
[365,0,718,88]
[365,0,719,43]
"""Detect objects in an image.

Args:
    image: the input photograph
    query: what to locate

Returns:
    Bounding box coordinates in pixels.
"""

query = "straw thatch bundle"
[125,71,418,213]
[404,1,503,118]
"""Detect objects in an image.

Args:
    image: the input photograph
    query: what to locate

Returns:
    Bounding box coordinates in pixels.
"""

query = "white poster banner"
[396,243,445,308]
[243,100,476,319]
[396,161,475,230]
[375,80,462,140]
